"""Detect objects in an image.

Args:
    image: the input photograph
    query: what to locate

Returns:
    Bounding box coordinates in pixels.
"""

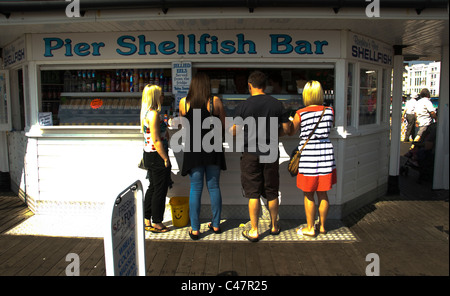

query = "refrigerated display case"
[40,69,173,126]
[195,67,335,116]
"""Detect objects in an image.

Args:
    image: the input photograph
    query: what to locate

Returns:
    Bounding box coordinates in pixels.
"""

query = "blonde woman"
[288,80,336,237]
[141,85,171,233]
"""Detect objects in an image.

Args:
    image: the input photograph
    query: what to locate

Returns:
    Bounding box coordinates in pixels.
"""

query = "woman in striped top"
[288,80,337,237]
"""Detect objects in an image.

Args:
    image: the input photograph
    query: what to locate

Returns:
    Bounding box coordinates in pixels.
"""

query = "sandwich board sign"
[104,180,146,276]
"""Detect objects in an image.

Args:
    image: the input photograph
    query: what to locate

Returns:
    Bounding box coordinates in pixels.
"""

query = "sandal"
[189,229,200,240]
[314,224,327,235]
[242,230,259,242]
[149,226,170,233]
[270,223,281,235]
[208,223,222,234]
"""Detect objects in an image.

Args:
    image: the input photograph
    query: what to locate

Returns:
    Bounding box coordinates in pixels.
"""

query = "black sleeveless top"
[180,98,227,176]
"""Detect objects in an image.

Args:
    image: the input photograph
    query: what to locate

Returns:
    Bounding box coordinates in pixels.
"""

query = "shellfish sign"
[104,180,146,276]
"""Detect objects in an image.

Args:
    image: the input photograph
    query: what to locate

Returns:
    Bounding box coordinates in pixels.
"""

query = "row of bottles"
[63,69,172,93]
[42,85,62,100]
[323,89,335,107]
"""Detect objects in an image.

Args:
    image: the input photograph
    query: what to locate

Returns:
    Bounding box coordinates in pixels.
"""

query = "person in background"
[402,93,418,142]
[231,71,291,242]
[179,72,227,240]
[141,84,171,233]
[288,80,336,237]
[413,88,437,144]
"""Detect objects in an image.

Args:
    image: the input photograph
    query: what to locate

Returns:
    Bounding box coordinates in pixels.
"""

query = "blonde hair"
[140,85,162,132]
[302,80,324,106]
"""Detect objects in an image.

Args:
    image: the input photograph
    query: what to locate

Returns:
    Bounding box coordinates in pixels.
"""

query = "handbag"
[138,157,147,170]
[288,107,326,177]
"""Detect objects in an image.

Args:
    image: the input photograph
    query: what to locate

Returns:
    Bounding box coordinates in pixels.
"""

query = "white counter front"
[8,124,389,220]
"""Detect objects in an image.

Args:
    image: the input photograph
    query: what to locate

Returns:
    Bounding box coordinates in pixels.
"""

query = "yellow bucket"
[169,196,189,227]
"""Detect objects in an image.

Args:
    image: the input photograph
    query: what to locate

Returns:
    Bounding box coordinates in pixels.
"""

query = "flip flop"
[296,227,316,238]
[208,223,222,234]
[314,224,327,235]
[269,225,281,235]
[242,230,259,242]
[149,226,170,233]
[189,230,200,240]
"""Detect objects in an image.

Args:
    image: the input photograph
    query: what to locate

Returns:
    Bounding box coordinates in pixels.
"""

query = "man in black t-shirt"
[231,71,291,242]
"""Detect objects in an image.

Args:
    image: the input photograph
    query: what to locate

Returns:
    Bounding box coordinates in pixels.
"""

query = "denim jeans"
[189,165,222,231]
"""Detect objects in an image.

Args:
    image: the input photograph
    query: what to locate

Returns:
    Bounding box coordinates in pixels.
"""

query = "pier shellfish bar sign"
[31,30,341,60]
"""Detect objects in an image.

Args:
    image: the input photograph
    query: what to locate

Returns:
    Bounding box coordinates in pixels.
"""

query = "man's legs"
[267,197,279,233]
[248,198,261,238]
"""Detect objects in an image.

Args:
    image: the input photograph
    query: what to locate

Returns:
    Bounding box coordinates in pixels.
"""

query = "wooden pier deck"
[0,167,448,277]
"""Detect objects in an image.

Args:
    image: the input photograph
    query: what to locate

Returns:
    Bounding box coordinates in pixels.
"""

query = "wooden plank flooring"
[0,170,448,277]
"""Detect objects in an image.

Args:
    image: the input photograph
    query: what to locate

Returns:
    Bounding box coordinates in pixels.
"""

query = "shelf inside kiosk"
[40,69,173,126]
[39,67,333,126]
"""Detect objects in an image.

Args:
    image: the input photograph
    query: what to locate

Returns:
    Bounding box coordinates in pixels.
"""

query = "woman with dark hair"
[178,72,227,240]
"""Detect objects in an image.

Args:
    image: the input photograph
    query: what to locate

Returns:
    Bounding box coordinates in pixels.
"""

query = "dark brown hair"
[420,88,430,98]
[186,72,211,108]
[248,71,267,90]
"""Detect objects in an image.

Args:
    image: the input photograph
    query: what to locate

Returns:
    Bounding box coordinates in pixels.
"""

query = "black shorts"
[240,152,279,201]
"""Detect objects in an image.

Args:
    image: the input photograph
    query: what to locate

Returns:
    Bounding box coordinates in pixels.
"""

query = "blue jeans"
[189,165,222,231]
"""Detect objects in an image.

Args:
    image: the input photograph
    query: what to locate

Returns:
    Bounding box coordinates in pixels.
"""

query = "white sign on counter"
[38,112,53,126]
[172,61,192,108]
[104,180,146,276]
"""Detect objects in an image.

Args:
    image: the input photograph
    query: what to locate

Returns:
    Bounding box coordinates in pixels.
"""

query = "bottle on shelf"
[70,71,77,92]
[155,70,160,86]
[96,72,101,92]
[115,70,121,92]
[139,71,145,92]
[77,70,82,92]
[81,70,87,92]
[101,74,106,92]
[133,69,139,92]
[91,70,96,92]
[149,70,154,85]
[124,70,130,92]
[144,70,149,85]
[63,70,71,92]
[129,70,134,92]
[86,70,92,92]
[110,73,115,92]
[106,73,111,92]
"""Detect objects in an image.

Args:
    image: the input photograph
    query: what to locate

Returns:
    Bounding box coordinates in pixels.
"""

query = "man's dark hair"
[248,71,267,90]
